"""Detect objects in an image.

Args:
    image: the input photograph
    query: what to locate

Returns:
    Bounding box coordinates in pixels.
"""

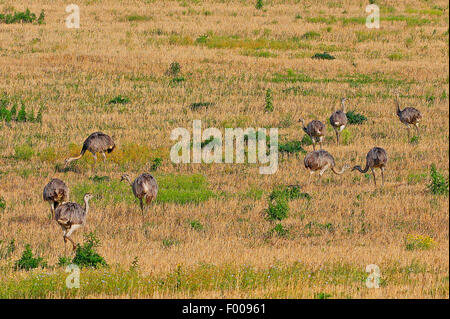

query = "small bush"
[162,238,180,248]
[269,185,311,201]
[166,61,181,77]
[278,140,306,155]
[57,256,72,267]
[405,234,437,250]
[255,0,264,10]
[409,135,419,144]
[266,197,289,221]
[340,129,352,145]
[108,95,130,105]
[14,144,34,161]
[300,134,313,146]
[0,197,5,210]
[311,52,335,60]
[14,244,46,270]
[150,157,162,171]
[314,292,332,299]
[264,88,274,112]
[72,233,107,268]
[346,110,367,124]
[0,8,45,24]
[428,164,449,195]
[270,223,289,238]
[189,220,204,231]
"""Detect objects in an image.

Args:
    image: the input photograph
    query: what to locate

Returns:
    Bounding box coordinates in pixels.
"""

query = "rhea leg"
[381,167,385,186]
[414,123,420,136]
[139,198,144,215]
[102,152,107,163]
[371,167,377,186]
[405,124,411,139]
[308,170,314,185]
[334,127,339,144]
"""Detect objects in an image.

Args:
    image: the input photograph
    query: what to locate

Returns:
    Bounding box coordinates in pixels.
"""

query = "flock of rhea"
[42,92,421,252]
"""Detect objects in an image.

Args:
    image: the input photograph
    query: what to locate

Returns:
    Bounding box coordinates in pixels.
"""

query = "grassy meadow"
[0,0,448,298]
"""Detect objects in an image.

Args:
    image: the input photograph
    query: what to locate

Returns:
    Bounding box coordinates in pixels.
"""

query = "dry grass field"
[0,0,448,298]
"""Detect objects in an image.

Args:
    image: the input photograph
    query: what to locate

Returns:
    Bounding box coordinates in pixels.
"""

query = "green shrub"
[428,164,449,195]
[14,144,34,161]
[300,134,313,146]
[270,223,290,237]
[255,0,264,10]
[150,157,162,171]
[166,61,181,77]
[340,129,352,145]
[57,256,72,267]
[266,197,289,221]
[72,233,107,268]
[314,292,332,299]
[108,95,130,104]
[269,185,311,201]
[346,110,367,124]
[278,140,306,155]
[189,220,204,231]
[264,88,274,112]
[14,244,46,270]
[0,8,45,24]
[311,52,335,60]
[0,197,5,210]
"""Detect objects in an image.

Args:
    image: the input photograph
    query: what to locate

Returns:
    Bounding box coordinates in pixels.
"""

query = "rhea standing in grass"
[299,118,326,151]
[121,173,158,215]
[64,132,115,168]
[395,92,422,138]
[304,150,349,184]
[329,98,348,145]
[43,178,69,219]
[352,147,388,187]
[54,193,94,253]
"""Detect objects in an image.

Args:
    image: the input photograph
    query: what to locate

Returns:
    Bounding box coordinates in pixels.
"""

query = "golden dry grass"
[0,0,448,298]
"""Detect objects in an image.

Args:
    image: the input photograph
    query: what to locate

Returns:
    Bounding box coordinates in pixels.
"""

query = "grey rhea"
[395,93,422,138]
[304,150,349,184]
[54,193,94,252]
[352,147,388,187]
[64,132,115,168]
[329,98,348,145]
[43,178,69,219]
[121,173,158,214]
[299,118,326,150]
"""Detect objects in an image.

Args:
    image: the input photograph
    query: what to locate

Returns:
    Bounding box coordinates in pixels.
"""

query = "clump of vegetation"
[189,102,214,110]
[72,233,107,268]
[278,140,306,155]
[346,110,367,124]
[266,197,289,221]
[255,0,264,10]
[405,234,437,250]
[311,52,335,60]
[108,95,130,105]
[269,185,311,202]
[162,238,180,248]
[269,223,290,238]
[314,292,332,299]
[300,134,313,146]
[57,256,72,267]
[126,14,152,22]
[340,129,352,145]
[0,8,45,24]
[166,61,181,77]
[301,31,320,40]
[150,157,162,171]
[264,88,274,112]
[14,244,46,270]
[14,144,34,161]
[0,197,5,210]
[428,164,449,195]
[409,135,419,144]
[189,220,204,231]
[0,96,43,123]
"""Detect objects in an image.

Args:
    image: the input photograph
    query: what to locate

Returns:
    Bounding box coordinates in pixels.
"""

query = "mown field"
[0,0,448,298]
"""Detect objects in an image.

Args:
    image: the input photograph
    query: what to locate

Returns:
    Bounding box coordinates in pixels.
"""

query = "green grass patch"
[73,174,215,206]
[428,164,449,195]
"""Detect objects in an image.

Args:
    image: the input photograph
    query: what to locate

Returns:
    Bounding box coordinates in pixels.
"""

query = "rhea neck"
[122,176,133,186]
[341,99,346,113]
[395,96,402,115]
[84,197,91,214]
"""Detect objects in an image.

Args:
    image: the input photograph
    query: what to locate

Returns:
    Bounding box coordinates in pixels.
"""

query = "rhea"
[43,178,69,219]
[304,150,349,183]
[54,193,94,252]
[299,118,325,150]
[329,98,348,144]
[352,147,388,186]
[65,132,115,168]
[395,93,422,138]
[121,173,158,214]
